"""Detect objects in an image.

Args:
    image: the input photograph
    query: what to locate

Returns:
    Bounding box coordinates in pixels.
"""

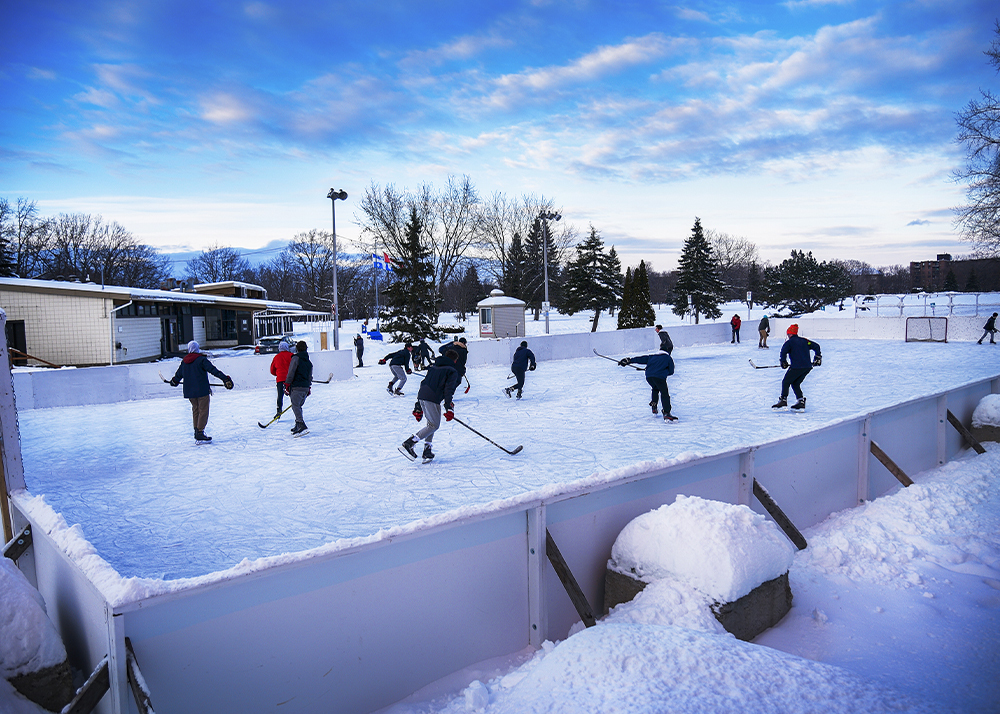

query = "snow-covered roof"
[477,288,526,308]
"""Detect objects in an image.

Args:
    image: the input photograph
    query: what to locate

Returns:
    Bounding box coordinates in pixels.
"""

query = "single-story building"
[0,277,302,367]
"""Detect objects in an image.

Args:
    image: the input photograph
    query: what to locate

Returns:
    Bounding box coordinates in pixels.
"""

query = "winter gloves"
[618,358,631,367]
[169,377,179,387]
[444,409,454,422]
[812,355,822,367]
[224,377,234,390]
[413,401,423,421]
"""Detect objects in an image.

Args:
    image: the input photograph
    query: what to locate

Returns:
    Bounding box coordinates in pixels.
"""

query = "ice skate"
[771,397,788,409]
[663,413,678,422]
[398,436,418,461]
[516,390,522,399]
[649,400,658,414]
[194,429,212,442]
[791,398,807,411]
[387,382,395,394]
[291,422,307,435]
[422,443,435,463]
[504,387,512,398]
[394,388,404,396]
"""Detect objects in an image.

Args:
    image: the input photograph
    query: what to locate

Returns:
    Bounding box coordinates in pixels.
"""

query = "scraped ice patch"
[608,495,796,603]
[491,624,938,714]
[971,393,1000,427]
[0,557,66,679]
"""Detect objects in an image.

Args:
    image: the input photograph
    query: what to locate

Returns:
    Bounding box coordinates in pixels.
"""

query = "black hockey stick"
[463,375,471,393]
[313,372,335,384]
[593,348,643,371]
[453,417,522,455]
[158,370,226,387]
[748,359,781,369]
[258,404,293,429]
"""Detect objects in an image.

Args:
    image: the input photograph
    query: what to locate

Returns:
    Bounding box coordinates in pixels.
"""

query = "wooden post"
[752,479,807,550]
[946,410,986,455]
[869,440,914,487]
[545,530,597,628]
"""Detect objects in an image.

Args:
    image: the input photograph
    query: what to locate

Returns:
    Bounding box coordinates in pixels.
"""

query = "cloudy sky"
[1,0,996,273]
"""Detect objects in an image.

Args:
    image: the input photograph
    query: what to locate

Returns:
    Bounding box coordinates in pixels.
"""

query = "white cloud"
[200,93,255,124]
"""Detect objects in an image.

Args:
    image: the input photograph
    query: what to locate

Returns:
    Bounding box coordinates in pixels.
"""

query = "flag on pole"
[373,252,394,271]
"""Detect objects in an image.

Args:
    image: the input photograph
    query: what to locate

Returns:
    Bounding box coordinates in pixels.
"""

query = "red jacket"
[270,351,292,383]
[731,316,742,329]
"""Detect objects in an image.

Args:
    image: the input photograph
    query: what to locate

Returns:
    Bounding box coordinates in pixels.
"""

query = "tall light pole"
[538,210,561,334]
[327,188,348,350]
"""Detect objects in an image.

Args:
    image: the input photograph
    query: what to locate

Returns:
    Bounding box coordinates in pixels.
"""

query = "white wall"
[114,317,162,363]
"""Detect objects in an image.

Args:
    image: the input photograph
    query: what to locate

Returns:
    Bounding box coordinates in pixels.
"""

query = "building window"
[205,308,237,340]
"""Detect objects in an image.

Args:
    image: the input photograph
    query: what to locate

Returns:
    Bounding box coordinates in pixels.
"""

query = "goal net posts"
[905,316,948,343]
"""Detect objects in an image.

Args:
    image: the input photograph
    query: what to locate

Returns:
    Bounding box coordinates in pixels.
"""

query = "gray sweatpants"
[415,400,442,443]
[390,365,408,390]
[289,387,309,425]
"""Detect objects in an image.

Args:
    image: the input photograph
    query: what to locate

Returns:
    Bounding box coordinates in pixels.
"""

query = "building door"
[160,317,179,356]
[5,320,27,366]
[237,312,252,346]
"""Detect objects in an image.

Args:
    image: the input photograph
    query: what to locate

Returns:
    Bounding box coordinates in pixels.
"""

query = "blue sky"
[1,0,996,273]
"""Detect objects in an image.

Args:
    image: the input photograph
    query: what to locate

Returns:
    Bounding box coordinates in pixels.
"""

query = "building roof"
[0,277,301,311]
[476,289,526,308]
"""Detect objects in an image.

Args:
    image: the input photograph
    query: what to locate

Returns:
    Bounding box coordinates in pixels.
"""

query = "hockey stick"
[313,372,335,384]
[748,359,781,369]
[158,370,226,386]
[464,375,471,393]
[258,404,293,429]
[593,348,644,371]
[452,417,523,455]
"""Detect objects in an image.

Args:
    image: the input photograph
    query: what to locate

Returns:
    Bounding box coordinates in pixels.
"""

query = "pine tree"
[561,225,621,332]
[500,233,528,300]
[380,207,440,342]
[944,268,959,291]
[671,218,725,324]
[760,250,854,315]
[966,268,980,292]
[633,260,656,327]
[617,267,634,329]
[524,218,562,320]
[604,246,623,317]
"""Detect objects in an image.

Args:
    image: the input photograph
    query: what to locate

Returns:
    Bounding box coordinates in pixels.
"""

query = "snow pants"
[390,365,408,390]
[781,367,812,400]
[512,366,527,392]
[188,395,211,431]
[289,387,309,426]
[415,400,441,443]
[647,376,671,416]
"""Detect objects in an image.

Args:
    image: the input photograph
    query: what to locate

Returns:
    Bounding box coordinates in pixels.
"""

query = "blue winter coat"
[780,335,821,369]
[511,345,536,372]
[630,352,675,380]
[417,356,460,405]
[172,353,229,399]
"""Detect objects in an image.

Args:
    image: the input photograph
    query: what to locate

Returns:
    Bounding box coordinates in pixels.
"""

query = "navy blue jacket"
[780,334,821,369]
[511,345,536,372]
[385,348,412,367]
[173,353,228,399]
[439,341,468,376]
[417,356,460,405]
[630,352,675,380]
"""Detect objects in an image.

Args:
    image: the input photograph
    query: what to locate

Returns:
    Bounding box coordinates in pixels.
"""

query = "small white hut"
[477,289,526,338]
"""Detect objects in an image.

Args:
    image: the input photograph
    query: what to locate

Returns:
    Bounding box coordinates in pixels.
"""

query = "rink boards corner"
[4,323,1000,714]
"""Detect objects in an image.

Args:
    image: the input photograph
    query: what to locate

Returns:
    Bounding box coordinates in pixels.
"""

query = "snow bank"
[608,495,796,603]
[971,393,1000,428]
[0,558,65,680]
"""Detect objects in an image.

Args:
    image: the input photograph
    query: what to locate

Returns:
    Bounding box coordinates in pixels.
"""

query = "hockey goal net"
[905,316,948,343]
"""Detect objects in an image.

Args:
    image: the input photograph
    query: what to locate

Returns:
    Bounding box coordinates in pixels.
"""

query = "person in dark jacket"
[169,340,233,442]
[730,314,742,343]
[619,345,676,422]
[413,339,433,371]
[284,341,313,434]
[772,324,821,411]
[354,334,365,367]
[654,325,673,354]
[977,313,998,344]
[399,351,460,462]
[758,315,770,349]
[505,340,536,399]
[380,343,413,395]
[439,337,468,379]
[269,340,293,419]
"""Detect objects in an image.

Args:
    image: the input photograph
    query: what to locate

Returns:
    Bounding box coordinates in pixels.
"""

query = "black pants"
[275,383,285,413]
[512,366,527,392]
[356,348,363,367]
[647,376,671,415]
[781,367,812,400]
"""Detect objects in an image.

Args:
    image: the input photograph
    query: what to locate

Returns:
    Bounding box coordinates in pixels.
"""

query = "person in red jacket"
[269,340,293,419]
[730,314,742,343]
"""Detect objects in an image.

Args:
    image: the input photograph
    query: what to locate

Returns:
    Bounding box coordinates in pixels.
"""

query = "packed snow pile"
[971,393,1000,428]
[0,558,65,680]
[608,495,796,603]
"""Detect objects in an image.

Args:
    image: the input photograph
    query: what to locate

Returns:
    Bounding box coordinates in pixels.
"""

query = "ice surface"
[608,495,796,602]
[17,336,1000,593]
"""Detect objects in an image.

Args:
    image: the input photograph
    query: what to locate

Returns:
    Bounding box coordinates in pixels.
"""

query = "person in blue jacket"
[400,350,461,463]
[505,340,536,399]
[169,341,233,441]
[619,344,677,422]
[380,343,413,395]
[772,324,821,411]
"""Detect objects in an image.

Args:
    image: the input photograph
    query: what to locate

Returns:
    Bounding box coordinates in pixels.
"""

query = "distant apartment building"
[909,254,1000,292]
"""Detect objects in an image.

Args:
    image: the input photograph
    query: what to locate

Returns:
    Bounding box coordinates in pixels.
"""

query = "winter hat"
[296,340,308,352]
[279,340,291,352]
[187,340,200,353]
[458,337,467,344]
[404,342,413,349]
[786,324,799,336]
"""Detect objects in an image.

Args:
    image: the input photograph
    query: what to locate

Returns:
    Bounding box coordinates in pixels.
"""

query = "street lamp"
[327,188,348,350]
[538,210,561,334]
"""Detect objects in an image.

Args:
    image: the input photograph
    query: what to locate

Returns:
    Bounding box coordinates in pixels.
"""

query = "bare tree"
[1,197,51,278]
[706,229,760,300]
[430,174,480,293]
[187,244,252,284]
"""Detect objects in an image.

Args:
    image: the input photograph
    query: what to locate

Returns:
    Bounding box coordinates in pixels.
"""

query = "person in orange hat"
[772,324,821,411]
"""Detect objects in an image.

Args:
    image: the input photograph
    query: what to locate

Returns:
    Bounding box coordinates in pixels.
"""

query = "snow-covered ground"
[5,303,1000,713]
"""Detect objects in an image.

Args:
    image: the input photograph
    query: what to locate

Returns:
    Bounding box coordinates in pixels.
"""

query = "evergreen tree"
[671,218,725,324]
[500,233,528,300]
[760,250,854,315]
[944,268,959,291]
[524,217,562,320]
[633,260,656,327]
[561,225,621,331]
[966,268,980,292]
[617,267,634,329]
[604,246,623,317]
[380,207,440,342]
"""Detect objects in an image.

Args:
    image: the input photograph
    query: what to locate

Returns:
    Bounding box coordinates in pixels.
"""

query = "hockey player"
[505,341,536,399]
[440,337,468,381]
[730,314,742,343]
[413,338,433,371]
[977,313,998,344]
[400,350,460,463]
[269,340,293,419]
[379,343,413,395]
[169,340,234,442]
[284,341,313,435]
[618,344,677,422]
[354,334,365,367]
[772,324,821,411]
[654,325,673,354]
[758,315,770,348]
